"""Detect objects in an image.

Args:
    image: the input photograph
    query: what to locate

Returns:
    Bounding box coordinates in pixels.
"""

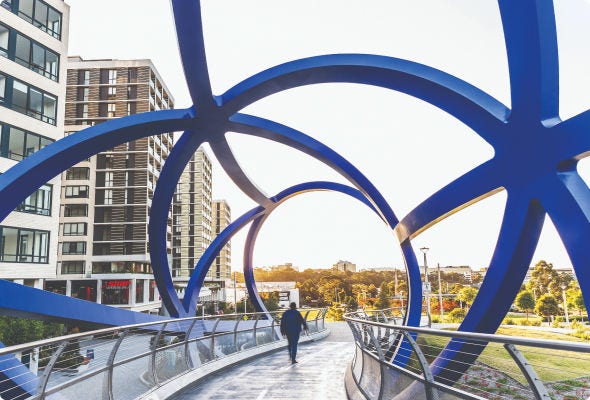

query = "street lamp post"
[561,284,569,325]
[437,262,444,320]
[420,246,431,328]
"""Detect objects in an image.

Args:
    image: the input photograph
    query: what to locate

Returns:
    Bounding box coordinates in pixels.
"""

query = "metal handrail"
[0,308,328,400]
[344,311,590,400]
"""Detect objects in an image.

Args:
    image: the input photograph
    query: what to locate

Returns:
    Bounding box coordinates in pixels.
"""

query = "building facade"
[172,147,212,279]
[53,57,175,312]
[333,260,356,273]
[0,0,69,288]
[211,199,231,280]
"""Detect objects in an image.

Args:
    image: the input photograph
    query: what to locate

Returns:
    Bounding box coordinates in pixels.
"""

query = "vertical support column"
[36,340,68,400]
[504,343,550,400]
[103,330,128,400]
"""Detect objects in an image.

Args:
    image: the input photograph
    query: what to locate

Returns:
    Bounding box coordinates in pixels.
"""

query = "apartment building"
[51,57,175,313]
[211,199,231,280]
[0,0,69,288]
[172,148,212,279]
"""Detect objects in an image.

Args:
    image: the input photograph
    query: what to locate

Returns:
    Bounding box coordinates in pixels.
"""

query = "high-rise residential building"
[0,0,69,288]
[52,57,175,313]
[172,147,212,279]
[212,199,231,280]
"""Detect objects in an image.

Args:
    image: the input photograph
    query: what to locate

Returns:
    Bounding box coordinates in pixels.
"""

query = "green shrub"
[447,308,465,323]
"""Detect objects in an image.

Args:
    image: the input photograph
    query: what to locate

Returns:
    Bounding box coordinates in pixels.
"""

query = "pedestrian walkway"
[172,322,354,399]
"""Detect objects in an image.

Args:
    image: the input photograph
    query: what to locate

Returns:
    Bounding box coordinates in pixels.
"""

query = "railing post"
[184,320,198,370]
[210,318,222,360]
[302,310,311,336]
[36,340,68,400]
[253,314,260,346]
[150,322,168,386]
[400,331,439,400]
[504,343,551,400]
[102,329,129,400]
[234,318,242,352]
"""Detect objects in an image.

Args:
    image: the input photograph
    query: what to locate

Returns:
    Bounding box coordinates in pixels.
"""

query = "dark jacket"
[280,309,307,336]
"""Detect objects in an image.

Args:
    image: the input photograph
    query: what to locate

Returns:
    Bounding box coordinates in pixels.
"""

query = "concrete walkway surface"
[172,322,355,400]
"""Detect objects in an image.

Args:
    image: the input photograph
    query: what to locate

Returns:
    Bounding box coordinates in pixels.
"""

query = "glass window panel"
[43,94,56,123]
[0,24,8,55]
[39,136,52,150]
[34,2,48,28]
[8,126,25,161]
[18,229,35,261]
[18,0,34,21]
[0,226,18,262]
[47,8,61,37]
[14,34,30,66]
[25,133,41,156]
[0,74,5,100]
[28,88,43,116]
[11,81,28,112]
[32,43,45,70]
[45,50,58,79]
[34,231,48,262]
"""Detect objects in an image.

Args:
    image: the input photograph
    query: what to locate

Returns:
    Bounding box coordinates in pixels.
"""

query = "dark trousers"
[286,332,300,361]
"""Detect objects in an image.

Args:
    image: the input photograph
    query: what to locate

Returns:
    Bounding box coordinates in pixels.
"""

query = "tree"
[535,293,559,322]
[375,282,391,310]
[526,260,558,298]
[456,287,478,309]
[0,317,62,346]
[570,288,587,316]
[515,291,535,320]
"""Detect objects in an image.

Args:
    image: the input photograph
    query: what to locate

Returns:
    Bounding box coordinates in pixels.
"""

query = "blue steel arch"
[0,0,587,397]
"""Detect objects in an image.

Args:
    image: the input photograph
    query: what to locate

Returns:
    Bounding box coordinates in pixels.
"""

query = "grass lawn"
[416,326,590,383]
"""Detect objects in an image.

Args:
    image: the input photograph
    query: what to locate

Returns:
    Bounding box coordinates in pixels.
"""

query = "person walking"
[280,302,308,364]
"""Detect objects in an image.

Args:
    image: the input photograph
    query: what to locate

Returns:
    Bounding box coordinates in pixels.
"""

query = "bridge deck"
[172,322,354,399]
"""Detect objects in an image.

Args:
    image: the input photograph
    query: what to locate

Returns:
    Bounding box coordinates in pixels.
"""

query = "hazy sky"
[64,1,590,272]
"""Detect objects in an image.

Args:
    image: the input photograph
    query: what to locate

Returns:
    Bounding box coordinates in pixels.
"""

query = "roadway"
[171,322,354,399]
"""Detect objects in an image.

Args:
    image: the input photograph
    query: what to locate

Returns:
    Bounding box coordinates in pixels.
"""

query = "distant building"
[333,260,356,272]
[438,266,472,283]
[211,199,231,280]
[53,57,175,313]
[172,147,212,279]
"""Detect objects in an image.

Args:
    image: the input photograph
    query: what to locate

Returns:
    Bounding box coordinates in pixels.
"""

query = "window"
[64,185,89,198]
[61,261,84,274]
[104,171,113,187]
[66,167,89,180]
[0,24,8,57]
[107,86,116,99]
[10,29,59,80]
[0,123,54,161]
[78,70,90,85]
[103,189,113,205]
[62,222,87,236]
[0,73,5,103]
[63,204,87,217]
[1,74,57,124]
[14,0,62,39]
[76,103,88,119]
[128,68,137,83]
[77,87,88,101]
[108,69,117,84]
[0,225,49,263]
[16,184,51,215]
[127,102,136,115]
[107,103,115,118]
[62,241,86,255]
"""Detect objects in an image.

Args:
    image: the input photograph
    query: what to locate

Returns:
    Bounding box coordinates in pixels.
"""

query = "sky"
[64,1,590,272]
